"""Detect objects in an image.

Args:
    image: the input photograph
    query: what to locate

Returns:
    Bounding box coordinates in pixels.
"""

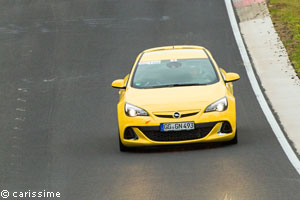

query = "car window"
[131,58,219,88]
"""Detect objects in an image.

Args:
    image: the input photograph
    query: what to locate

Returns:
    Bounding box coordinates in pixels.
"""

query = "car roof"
[140,45,209,62]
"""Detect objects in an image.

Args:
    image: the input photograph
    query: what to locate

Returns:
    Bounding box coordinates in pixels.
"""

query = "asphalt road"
[0,0,300,199]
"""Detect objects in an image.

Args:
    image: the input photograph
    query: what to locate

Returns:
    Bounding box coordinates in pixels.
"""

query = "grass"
[268,0,300,77]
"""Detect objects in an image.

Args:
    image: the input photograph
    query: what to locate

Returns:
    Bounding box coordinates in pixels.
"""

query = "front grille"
[138,122,216,142]
[155,112,199,118]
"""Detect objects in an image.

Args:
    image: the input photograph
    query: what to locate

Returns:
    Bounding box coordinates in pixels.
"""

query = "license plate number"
[160,122,195,132]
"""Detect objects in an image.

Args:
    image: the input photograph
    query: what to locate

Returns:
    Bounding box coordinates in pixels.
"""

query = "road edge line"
[224,0,300,175]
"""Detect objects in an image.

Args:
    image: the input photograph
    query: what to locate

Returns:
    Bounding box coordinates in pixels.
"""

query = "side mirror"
[112,79,126,89]
[225,73,240,83]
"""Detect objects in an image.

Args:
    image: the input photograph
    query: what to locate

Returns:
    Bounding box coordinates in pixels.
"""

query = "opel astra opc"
[112,45,240,151]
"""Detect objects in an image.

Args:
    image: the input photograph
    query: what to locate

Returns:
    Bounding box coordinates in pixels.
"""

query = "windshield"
[131,58,219,88]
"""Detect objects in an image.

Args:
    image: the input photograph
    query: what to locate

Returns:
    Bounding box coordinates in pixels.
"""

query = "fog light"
[218,122,232,135]
[124,128,138,140]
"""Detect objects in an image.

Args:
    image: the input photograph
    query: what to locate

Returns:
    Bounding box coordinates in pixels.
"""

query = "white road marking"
[224,0,300,174]
[22,78,32,83]
[17,88,28,92]
[17,98,27,102]
[15,117,25,121]
[160,16,170,21]
[16,108,26,112]
[43,77,56,82]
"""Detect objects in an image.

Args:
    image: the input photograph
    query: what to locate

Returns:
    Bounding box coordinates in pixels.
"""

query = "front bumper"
[117,102,237,147]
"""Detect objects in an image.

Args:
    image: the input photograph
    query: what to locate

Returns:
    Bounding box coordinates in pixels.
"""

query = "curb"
[225,0,300,175]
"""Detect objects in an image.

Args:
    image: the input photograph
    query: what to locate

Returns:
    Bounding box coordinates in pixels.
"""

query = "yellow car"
[112,45,240,151]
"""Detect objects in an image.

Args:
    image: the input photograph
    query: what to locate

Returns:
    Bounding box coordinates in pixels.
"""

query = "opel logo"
[173,112,181,119]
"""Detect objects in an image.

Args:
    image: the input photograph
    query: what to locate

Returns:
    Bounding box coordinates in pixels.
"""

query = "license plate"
[160,122,195,132]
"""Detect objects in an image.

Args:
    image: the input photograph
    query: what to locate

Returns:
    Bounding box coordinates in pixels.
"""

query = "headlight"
[125,103,149,117]
[205,97,228,112]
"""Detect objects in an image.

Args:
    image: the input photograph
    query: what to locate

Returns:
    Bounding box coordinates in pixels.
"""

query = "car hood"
[125,82,226,112]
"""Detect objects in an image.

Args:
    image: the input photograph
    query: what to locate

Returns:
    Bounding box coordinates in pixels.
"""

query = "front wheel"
[119,137,131,152]
[227,129,238,145]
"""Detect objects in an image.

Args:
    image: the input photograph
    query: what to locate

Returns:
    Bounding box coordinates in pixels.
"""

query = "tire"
[227,129,238,145]
[119,136,131,152]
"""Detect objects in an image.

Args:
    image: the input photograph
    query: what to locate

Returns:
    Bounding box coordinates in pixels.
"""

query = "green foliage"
[268,0,300,76]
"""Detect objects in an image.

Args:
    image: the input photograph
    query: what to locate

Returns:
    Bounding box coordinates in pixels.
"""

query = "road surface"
[0,0,299,199]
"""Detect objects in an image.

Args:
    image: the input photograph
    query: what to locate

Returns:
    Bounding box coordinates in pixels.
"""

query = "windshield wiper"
[148,83,207,88]
[168,83,207,87]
